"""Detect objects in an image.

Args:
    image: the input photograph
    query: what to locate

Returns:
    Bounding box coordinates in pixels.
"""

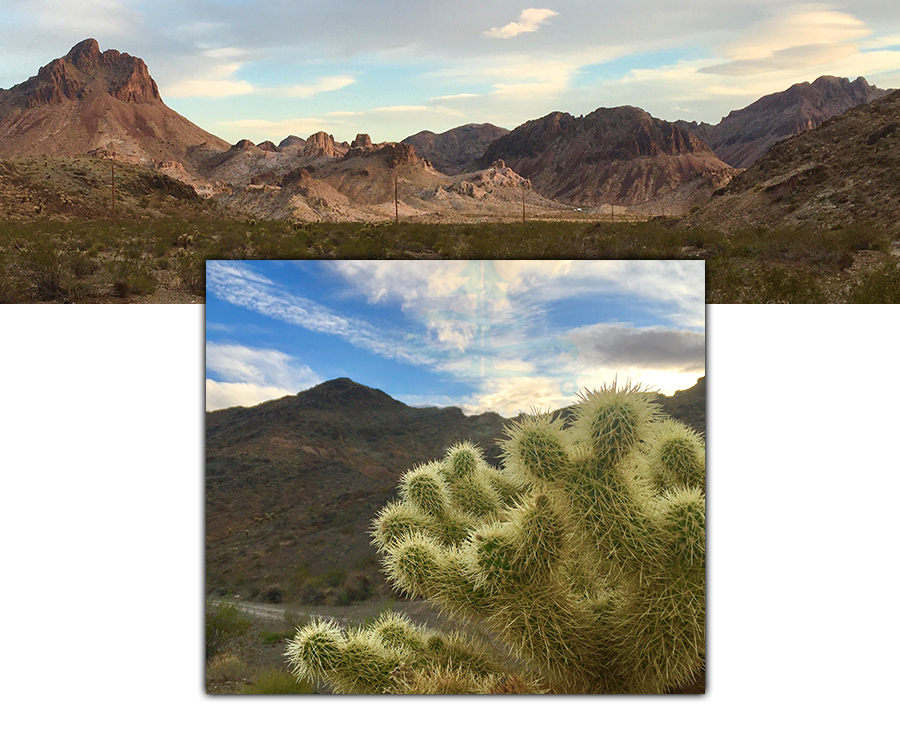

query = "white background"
[3,303,897,730]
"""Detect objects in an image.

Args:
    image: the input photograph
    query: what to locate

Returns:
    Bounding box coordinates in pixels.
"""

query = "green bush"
[242,669,314,694]
[206,602,253,660]
[847,260,900,303]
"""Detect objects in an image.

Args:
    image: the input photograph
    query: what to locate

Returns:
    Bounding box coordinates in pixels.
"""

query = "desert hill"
[675,75,892,169]
[477,106,736,214]
[683,89,900,237]
[0,39,230,178]
[205,376,705,604]
[402,123,509,174]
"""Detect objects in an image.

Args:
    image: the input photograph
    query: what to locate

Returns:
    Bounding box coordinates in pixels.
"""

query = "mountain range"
[684,87,900,237]
[1,39,895,224]
[675,75,891,169]
[205,376,705,605]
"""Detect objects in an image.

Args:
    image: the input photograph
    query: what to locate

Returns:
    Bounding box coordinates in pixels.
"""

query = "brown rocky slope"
[0,39,230,175]
[683,89,900,237]
[675,75,892,169]
[402,123,509,175]
[476,106,735,213]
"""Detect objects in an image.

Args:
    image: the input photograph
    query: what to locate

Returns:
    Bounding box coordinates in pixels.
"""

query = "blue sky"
[205,260,705,416]
[1,2,897,143]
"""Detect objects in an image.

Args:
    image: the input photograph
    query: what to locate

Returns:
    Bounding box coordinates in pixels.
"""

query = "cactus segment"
[288,382,705,694]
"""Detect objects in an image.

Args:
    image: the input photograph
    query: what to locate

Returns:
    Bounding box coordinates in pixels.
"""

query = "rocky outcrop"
[0,39,230,172]
[350,133,376,152]
[683,89,900,236]
[675,75,893,168]
[306,131,339,157]
[402,123,509,174]
[20,39,161,108]
[478,106,733,207]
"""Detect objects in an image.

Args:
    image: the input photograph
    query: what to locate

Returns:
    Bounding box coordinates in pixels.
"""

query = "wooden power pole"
[111,160,117,224]
[393,171,399,224]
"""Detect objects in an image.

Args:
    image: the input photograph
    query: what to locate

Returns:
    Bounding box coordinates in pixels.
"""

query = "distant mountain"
[402,123,509,174]
[675,76,892,169]
[0,39,230,176]
[476,106,736,213]
[684,89,900,237]
[205,376,705,604]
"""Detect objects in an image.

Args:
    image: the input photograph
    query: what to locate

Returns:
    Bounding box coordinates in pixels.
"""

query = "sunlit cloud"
[206,380,294,411]
[205,343,322,410]
[701,6,871,76]
[165,47,256,98]
[285,75,355,98]
[484,8,559,39]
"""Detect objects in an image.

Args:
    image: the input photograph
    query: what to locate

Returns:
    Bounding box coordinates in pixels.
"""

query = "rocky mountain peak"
[65,38,102,69]
[296,377,406,410]
[25,39,161,108]
[351,133,375,151]
[306,131,338,156]
[675,74,893,168]
[477,105,731,208]
[0,39,229,173]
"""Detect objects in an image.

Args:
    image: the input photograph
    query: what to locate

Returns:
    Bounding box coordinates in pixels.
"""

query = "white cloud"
[723,7,869,61]
[205,380,294,411]
[33,0,142,37]
[205,343,321,410]
[484,8,559,39]
[206,342,319,391]
[219,117,330,138]
[164,47,256,98]
[286,75,355,98]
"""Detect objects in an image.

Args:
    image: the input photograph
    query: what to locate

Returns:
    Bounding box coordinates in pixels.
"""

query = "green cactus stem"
[286,381,705,694]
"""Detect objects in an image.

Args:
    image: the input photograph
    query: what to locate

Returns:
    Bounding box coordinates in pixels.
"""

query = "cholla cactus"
[286,382,705,694]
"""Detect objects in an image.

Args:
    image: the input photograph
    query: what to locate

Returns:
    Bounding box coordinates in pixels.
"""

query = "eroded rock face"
[25,39,161,107]
[477,106,733,206]
[0,39,230,172]
[350,133,375,151]
[402,123,509,174]
[675,75,893,168]
[306,131,338,157]
[684,88,900,237]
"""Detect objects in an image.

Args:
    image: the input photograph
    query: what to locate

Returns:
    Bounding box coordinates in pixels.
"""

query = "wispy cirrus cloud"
[205,261,437,367]
[484,8,559,39]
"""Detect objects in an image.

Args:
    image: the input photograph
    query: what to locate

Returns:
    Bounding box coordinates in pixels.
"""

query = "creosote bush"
[286,382,705,694]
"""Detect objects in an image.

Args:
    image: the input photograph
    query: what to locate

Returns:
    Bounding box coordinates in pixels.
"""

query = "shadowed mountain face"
[205,377,705,604]
[0,39,230,173]
[675,75,893,169]
[476,107,735,211]
[684,89,900,237]
[402,123,509,174]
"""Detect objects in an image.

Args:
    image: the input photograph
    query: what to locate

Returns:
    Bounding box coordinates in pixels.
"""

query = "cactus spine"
[286,382,705,693]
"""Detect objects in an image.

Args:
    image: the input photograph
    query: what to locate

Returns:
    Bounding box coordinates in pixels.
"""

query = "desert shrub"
[206,601,253,660]
[206,652,249,682]
[242,669,314,694]
[174,250,205,295]
[846,259,900,303]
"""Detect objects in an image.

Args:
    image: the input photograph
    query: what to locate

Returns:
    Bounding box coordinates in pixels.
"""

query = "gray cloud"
[567,323,705,372]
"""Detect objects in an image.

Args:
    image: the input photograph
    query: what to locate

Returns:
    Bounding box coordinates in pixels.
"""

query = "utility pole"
[111,160,117,224]
[392,170,399,224]
[522,183,526,223]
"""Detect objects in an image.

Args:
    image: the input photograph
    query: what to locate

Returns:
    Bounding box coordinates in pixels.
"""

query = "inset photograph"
[205,259,706,694]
